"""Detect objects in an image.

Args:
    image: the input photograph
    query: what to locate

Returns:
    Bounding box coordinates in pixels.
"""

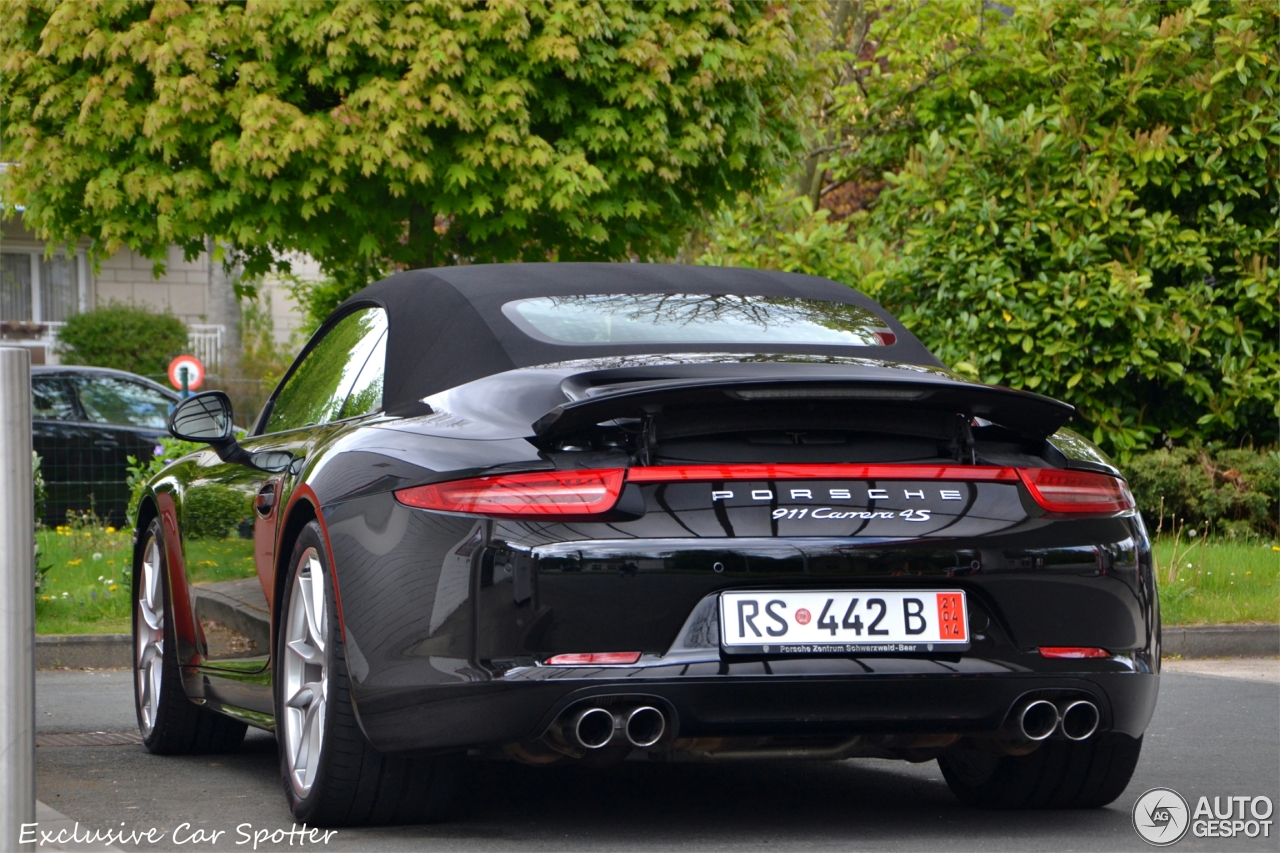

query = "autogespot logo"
[1133,787,1190,846]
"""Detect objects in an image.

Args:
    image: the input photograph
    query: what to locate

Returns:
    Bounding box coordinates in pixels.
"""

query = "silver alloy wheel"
[283,547,328,798]
[136,536,165,735]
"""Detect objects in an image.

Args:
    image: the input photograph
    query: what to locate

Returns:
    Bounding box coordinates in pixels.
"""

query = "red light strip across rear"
[625,464,1019,483]
[394,464,1132,517]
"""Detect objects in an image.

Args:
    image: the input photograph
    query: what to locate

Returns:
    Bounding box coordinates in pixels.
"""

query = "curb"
[1162,624,1279,659]
[37,634,131,669]
[35,624,1280,669]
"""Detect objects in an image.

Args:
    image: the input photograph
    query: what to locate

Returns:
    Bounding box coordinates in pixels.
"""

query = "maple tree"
[2,0,819,299]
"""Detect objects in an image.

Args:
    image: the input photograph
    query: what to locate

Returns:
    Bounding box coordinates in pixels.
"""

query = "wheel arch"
[133,496,159,566]
[273,489,345,648]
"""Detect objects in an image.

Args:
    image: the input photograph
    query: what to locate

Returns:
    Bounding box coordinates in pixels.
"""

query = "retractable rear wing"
[532,364,1074,443]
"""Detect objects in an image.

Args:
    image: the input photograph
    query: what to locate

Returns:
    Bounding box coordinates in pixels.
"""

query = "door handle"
[256,483,278,517]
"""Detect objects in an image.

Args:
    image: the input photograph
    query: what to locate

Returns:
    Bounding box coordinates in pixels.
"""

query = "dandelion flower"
[92,552,103,561]
[67,559,82,566]
[97,575,104,581]
[109,585,117,591]
[105,527,116,534]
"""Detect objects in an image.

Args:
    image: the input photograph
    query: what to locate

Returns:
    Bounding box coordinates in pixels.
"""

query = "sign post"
[167,355,205,399]
[0,346,36,852]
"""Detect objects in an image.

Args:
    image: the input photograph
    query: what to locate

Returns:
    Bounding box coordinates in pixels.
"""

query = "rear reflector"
[395,469,625,517]
[544,652,642,666]
[1018,468,1134,514]
[1039,647,1111,659]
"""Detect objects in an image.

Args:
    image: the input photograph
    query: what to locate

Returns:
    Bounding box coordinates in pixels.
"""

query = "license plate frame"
[718,589,969,655]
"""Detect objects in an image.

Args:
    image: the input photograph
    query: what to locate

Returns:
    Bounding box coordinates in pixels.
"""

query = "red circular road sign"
[168,355,205,391]
[794,608,812,626]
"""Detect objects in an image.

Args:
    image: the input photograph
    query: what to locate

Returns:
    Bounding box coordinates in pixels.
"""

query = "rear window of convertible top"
[502,294,893,347]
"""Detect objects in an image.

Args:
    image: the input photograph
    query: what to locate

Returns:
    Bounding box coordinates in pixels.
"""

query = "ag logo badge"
[1133,787,1190,846]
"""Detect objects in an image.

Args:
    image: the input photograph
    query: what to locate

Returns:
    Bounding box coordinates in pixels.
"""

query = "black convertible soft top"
[336,263,942,415]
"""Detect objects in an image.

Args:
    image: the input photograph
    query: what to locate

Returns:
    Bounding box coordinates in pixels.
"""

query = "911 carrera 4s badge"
[719,589,969,655]
[639,479,1027,539]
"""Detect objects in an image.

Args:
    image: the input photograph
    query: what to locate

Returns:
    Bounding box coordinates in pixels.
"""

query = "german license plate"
[719,590,968,655]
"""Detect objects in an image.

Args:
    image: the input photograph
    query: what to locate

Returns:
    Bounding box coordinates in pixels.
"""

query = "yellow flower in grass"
[105,527,116,533]
[67,559,82,566]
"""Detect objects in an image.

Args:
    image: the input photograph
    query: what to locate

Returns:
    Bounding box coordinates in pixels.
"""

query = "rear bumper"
[351,661,1159,754]
[324,495,1159,754]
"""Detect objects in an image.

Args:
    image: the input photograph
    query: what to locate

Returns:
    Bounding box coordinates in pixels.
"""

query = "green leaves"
[2,0,822,286]
[829,0,1277,457]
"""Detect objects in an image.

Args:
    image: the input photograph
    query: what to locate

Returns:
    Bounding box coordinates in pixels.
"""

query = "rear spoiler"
[532,367,1074,442]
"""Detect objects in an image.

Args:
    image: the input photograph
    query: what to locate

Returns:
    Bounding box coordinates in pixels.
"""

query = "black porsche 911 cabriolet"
[133,264,1157,826]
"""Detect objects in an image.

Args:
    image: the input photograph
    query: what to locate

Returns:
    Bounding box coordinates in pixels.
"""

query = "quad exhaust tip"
[564,704,669,749]
[624,706,666,748]
[570,707,617,749]
[1058,700,1100,741]
[1018,700,1060,741]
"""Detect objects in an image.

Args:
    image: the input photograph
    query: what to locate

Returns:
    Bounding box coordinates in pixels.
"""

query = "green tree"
[2,0,820,303]
[56,302,188,376]
[701,0,1279,457]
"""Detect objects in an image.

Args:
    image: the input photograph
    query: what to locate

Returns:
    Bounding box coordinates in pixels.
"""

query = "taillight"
[1039,646,1111,659]
[1017,468,1134,514]
[545,652,642,666]
[395,469,625,518]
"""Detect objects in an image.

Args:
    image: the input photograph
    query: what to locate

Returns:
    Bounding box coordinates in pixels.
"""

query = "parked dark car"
[33,365,179,526]
[132,264,1158,826]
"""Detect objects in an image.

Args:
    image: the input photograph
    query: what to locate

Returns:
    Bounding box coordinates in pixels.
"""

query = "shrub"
[32,450,46,525]
[1125,447,1279,540]
[703,1,1279,458]
[56,302,188,377]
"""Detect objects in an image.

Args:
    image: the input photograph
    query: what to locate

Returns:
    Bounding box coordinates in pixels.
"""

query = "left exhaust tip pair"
[568,705,666,749]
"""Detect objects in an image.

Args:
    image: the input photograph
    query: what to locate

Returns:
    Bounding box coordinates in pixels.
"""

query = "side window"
[32,377,76,420]
[71,376,173,428]
[338,330,386,420]
[266,307,387,434]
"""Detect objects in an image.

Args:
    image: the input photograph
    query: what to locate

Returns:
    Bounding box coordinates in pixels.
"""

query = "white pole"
[0,346,35,852]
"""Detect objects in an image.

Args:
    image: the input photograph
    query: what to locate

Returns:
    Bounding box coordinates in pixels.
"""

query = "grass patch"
[1156,538,1279,625]
[35,527,255,635]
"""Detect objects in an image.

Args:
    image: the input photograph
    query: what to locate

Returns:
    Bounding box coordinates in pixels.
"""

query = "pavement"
[33,661,1280,852]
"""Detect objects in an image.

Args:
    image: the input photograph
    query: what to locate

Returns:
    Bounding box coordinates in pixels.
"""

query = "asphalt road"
[35,666,1280,853]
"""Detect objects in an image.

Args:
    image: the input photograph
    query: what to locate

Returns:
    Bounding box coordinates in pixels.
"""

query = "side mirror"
[168,392,235,443]
[168,392,290,472]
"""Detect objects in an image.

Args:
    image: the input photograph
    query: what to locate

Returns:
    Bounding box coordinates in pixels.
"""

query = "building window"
[41,254,79,322]
[0,252,33,321]
[0,251,82,322]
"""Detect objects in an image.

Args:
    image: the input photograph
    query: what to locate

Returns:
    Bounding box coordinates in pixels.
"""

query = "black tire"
[133,517,248,755]
[276,521,460,827]
[938,733,1143,809]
